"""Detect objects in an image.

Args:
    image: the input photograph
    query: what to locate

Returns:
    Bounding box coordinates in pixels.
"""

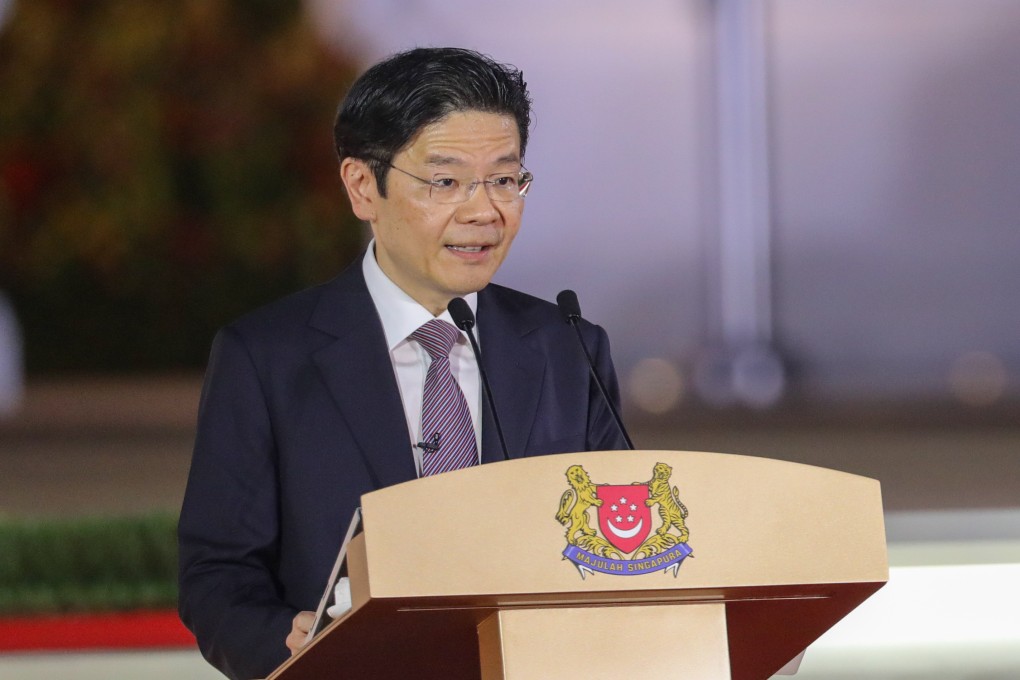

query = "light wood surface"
[478,603,731,680]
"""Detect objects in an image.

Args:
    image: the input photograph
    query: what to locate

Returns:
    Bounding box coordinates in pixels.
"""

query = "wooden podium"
[268,450,887,680]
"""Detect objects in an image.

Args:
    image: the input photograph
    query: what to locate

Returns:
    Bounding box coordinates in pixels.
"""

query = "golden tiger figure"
[555,464,620,558]
[635,462,690,558]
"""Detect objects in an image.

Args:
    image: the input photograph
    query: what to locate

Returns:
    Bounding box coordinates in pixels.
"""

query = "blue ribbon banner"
[562,543,693,579]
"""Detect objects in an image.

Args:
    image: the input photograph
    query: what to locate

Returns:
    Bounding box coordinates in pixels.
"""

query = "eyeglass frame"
[368,158,533,203]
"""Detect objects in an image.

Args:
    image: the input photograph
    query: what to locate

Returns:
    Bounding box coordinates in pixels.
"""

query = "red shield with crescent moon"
[596,485,652,554]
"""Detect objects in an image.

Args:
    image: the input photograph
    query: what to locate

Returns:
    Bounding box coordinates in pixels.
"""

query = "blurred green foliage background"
[0,513,178,614]
[0,0,363,373]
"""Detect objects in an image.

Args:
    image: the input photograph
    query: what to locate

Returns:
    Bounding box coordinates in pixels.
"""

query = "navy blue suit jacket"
[178,260,627,680]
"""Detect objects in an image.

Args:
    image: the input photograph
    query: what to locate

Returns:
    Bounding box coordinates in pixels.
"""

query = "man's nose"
[456,181,500,221]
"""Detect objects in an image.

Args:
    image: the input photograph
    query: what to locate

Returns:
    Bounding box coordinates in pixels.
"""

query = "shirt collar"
[362,240,478,351]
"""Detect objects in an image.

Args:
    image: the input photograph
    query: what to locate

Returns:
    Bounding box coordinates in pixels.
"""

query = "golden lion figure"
[635,462,690,558]
[555,464,620,558]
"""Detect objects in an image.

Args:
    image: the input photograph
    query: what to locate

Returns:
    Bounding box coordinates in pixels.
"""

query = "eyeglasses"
[381,162,533,204]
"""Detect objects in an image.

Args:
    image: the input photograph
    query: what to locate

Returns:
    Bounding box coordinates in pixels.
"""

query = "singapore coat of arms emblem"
[555,462,693,579]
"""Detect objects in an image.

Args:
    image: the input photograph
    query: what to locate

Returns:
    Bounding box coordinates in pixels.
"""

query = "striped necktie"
[411,319,478,476]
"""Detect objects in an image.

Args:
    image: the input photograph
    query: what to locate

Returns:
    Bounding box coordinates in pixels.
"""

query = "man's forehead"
[399,110,521,165]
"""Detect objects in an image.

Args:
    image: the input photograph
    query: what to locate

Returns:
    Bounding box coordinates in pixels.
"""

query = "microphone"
[556,290,635,450]
[447,297,511,462]
[416,433,440,454]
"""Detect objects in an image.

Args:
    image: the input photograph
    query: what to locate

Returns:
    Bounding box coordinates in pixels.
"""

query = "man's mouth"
[446,245,489,253]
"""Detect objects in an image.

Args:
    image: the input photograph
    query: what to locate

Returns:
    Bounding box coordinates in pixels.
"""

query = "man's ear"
[340,158,379,222]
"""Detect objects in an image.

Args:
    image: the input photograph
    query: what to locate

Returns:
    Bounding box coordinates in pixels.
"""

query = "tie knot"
[411,319,460,360]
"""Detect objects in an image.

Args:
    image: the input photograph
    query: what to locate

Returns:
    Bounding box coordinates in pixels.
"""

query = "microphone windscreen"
[556,289,582,322]
[447,297,475,330]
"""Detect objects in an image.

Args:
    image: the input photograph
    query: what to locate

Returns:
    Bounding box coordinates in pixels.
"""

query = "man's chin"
[446,270,498,296]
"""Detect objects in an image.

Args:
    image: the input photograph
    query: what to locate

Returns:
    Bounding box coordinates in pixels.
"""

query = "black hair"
[333,47,532,197]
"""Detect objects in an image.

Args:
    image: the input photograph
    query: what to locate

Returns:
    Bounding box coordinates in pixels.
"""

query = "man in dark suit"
[178,47,628,680]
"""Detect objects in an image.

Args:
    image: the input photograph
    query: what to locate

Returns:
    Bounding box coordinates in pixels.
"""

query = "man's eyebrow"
[424,155,463,167]
[494,153,522,165]
[424,153,522,168]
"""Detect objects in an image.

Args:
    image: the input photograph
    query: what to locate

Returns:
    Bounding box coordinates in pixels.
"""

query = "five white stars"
[607,496,641,524]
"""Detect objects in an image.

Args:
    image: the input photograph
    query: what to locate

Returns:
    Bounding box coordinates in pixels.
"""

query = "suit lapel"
[477,288,545,463]
[309,265,417,489]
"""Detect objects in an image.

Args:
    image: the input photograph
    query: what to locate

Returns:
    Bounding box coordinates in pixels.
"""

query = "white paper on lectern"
[327,577,352,618]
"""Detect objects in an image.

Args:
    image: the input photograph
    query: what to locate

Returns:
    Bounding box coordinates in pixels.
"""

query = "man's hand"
[286,611,315,656]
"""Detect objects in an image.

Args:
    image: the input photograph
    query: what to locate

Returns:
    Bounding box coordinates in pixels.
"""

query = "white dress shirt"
[361,242,482,475]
